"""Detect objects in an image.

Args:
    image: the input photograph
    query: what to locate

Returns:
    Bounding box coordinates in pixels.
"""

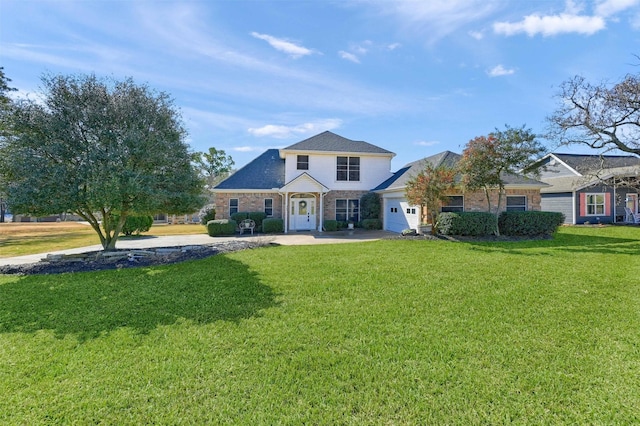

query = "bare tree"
[548,73,640,155]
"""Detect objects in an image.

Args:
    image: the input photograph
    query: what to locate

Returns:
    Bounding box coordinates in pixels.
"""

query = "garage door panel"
[385,198,419,233]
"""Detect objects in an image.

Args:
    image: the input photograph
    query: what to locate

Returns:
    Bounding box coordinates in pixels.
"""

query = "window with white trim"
[506,195,527,211]
[297,155,309,170]
[336,199,360,222]
[586,193,605,215]
[264,198,273,217]
[441,196,464,212]
[229,198,239,216]
[336,156,360,181]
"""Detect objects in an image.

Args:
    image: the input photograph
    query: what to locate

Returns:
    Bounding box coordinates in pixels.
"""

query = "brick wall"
[452,188,542,213]
[322,190,369,221]
[213,192,283,220]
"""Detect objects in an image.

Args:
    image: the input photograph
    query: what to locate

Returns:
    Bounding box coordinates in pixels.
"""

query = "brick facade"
[213,192,283,220]
[456,188,542,213]
[322,190,369,221]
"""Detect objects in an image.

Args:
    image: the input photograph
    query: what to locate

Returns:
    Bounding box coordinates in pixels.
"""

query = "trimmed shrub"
[199,204,216,225]
[360,192,381,220]
[437,212,496,236]
[323,220,339,232]
[207,219,237,236]
[499,211,565,236]
[262,218,284,234]
[113,215,153,236]
[231,211,268,231]
[361,218,382,230]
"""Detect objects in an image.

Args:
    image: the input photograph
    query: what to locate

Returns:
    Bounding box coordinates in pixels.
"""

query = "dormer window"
[297,155,309,170]
[337,156,360,181]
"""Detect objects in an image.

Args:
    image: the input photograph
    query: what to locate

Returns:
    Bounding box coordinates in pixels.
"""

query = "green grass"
[1,226,640,423]
[0,223,207,258]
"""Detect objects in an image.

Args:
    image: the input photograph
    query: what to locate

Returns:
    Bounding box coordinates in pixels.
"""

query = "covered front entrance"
[290,196,316,231]
[279,172,330,233]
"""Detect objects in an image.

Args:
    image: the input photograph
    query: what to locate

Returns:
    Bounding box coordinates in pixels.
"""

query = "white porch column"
[318,192,324,232]
[284,192,289,233]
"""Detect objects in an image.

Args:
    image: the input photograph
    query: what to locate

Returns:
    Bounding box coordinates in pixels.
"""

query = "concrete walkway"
[0,229,395,266]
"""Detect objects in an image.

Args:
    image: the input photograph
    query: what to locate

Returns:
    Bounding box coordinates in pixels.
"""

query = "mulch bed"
[0,241,263,276]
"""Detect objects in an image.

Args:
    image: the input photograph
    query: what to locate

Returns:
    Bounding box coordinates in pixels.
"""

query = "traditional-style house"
[212,131,548,233]
[531,153,640,224]
[211,131,394,232]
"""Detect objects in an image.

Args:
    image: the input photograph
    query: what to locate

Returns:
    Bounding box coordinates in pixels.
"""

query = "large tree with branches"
[0,67,17,223]
[0,73,204,250]
[548,72,640,155]
[458,125,546,235]
[404,163,456,234]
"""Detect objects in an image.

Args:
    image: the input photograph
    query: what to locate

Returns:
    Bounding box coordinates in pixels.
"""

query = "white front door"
[291,198,316,231]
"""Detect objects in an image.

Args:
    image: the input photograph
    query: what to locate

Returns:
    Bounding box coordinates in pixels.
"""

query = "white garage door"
[385,197,419,233]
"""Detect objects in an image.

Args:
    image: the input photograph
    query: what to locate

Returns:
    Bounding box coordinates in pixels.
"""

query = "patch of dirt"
[0,241,264,276]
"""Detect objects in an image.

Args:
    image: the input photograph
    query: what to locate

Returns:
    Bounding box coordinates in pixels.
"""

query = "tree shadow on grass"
[465,233,640,256]
[0,255,278,342]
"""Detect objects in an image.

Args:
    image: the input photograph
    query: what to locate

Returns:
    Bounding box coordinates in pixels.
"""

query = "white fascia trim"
[210,189,281,194]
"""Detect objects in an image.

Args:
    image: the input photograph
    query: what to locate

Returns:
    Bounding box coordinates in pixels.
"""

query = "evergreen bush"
[323,220,339,232]
[207,219,237,236]
[262,218,284,234]
[499,211,565,236]
[437,212,496,236]
[361,218,382,230]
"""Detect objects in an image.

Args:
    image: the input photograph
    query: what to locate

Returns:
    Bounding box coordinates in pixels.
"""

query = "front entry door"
[291,198,316,231]
[627,194,638,214]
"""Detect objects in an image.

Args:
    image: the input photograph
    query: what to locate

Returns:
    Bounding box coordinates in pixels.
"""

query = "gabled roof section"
[373,151,461,191]
[213,149,285,190]
[279,172,330,193]
[541,165,640,193]
[281,131,394,156]
[545,153,640,175]
[374,150,547,191]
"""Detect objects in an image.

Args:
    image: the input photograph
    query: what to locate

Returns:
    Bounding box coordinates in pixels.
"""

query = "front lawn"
[1,226,639,423]
[0,222,207,258]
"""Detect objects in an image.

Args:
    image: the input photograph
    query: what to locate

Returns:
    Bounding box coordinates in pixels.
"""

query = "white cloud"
[369,0,503,44]
[493,0,640,38]
[596,0,640,17]
[248,119,342,139]
[339,50,361,63]
[468,30,484,40]
[387,43,402,50]
[233,146,261,152]
[493,13,605,37]
[414,140,440,147]
[251,32,314,58]
[487,64,515,77]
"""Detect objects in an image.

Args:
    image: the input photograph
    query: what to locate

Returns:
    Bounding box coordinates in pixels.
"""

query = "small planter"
[347,223,354,230]
[419,224,432,235]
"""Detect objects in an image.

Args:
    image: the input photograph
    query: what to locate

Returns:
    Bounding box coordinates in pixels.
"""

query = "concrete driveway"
[0,229,396,266]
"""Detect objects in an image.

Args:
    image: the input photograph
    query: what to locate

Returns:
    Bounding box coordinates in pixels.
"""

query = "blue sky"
[1,0,639,170]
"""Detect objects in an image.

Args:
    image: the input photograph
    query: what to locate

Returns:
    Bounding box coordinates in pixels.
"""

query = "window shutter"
[605,192,611,216]
[579,193,586,217]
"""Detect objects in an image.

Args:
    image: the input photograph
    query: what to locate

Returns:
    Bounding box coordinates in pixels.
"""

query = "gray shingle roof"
[282,131,393,155]
[553,153,640,174]
[373,151,460,191]
[213,149,285,190]
[374,150,547,191]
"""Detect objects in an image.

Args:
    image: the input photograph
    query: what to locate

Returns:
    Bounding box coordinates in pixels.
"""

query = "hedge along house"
[211,131,394,232]
[530,153,640,224]
[373,151,548,233]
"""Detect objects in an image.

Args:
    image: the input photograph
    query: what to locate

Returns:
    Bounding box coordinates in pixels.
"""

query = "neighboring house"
[212,131,394,232]
[373,151,547,233]
[531,153,640,224]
